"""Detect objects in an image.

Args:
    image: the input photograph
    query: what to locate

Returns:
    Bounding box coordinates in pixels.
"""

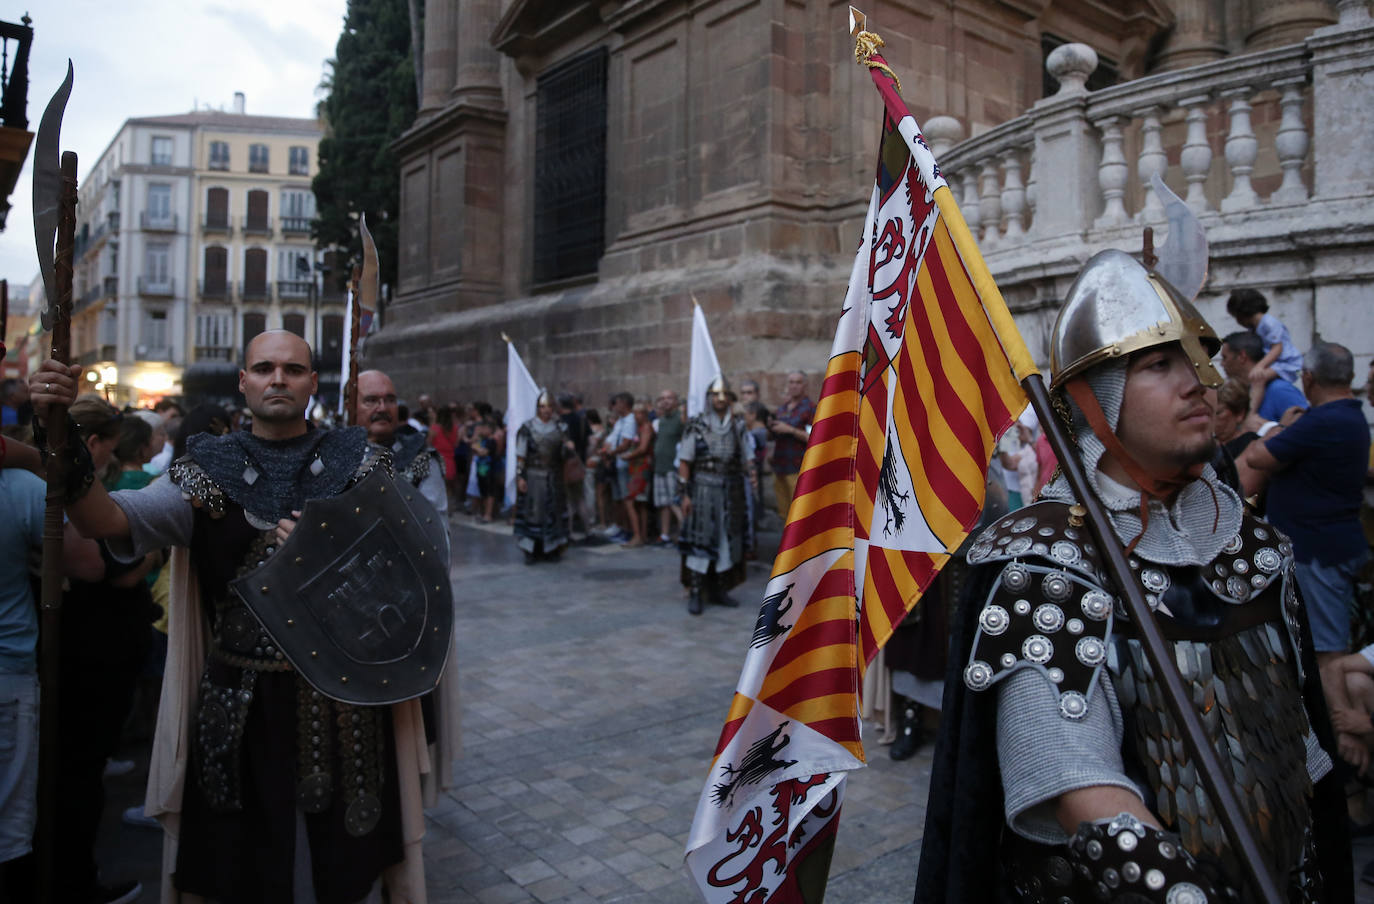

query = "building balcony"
[927,19,1374,358]
[241,216,273,237]
[277,279,313,299]
[140,212,177,232]
[239,280,272,302]
[135,345,172,362]
[107,211,120,234]
[199,280,231,300]
[202,214,233,235]
[138,276,175,297]
[195,345,235,362]
[104,275,118,298]
[281,216,312,236]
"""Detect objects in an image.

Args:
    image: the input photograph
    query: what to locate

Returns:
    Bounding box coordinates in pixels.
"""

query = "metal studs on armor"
[1012,517,1035,533]
[979,605,1010,636]
[1226,576,1250,600]
[1121,861,1141,883]
[964,661,994,690]
[1006,537,1033,556]
[1254,547,1281,573]
[1059,691,1088,720]
[1140,568,1170,593]
[1050,541,1080,565]
[1080,589,1111,621]
[1022,635,1053,664]
[1116,831,1138,852]
[1002,564,1031,592]
[1231,558,1249,574]
[1076,636,1107,667]
[1165,882,1205,903]
[1253,527,1269,540]
[1033,604,1065,634]
[1001,653,1017,669]
[1042,572,1072,603]
[1047,667,1064,683]
[1014,599,1031,615]
[1037,526,1056,537]
[1085,840,1103,860]
[1223,533,1243,554]
[1067,618,1084,635]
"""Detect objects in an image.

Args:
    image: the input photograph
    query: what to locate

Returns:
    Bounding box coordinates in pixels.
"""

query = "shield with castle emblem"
[231,467,453,705]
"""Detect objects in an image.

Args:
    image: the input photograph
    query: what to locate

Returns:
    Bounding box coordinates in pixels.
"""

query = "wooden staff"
[37,149,77,904]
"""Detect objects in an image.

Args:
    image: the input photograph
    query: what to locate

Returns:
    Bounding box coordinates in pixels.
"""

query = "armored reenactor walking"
[27,330,456,904]
[513,389,575,563]
[678,376,754,615]
[913,250,1350,902]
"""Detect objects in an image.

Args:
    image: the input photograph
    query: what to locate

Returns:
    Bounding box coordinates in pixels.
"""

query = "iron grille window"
[532,48,608,284]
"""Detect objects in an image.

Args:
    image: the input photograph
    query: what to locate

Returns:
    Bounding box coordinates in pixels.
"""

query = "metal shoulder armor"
[168,456,227,517]
[963,501,1114,721]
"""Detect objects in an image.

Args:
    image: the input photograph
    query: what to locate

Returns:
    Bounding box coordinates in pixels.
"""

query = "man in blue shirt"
[1220,330,1308,425]
[1244,342,1371,701]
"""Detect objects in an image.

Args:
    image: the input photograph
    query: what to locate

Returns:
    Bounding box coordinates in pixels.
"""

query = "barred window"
[532,48,608,284]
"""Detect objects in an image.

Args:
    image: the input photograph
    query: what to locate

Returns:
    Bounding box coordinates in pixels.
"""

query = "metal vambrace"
[32,413,97,504]
[1066,813,1236,903]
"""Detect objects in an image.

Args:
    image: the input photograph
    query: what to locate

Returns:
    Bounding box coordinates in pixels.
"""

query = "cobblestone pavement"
[95,510,1374,902]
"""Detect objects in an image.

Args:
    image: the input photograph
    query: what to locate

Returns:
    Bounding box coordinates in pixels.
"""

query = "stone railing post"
[1136,107,1167,221]
[1026,43,1101,239]
[1000,149,1026,239]
[1272,78,1310,204]
[962,171,982,237]
[1094,116,1130,226]
[923,115,964,159]
[1308,15,1374,200]
[1179,95,1214,212]
[979,161,1003,247]
[1221,88,1260,211]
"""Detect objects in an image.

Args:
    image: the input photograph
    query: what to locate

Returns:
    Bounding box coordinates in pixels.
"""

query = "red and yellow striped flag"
[685,35,1038,904]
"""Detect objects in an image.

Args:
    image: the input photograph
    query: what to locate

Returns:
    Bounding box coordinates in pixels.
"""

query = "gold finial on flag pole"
[849,7,900,92]
[501,332,511,343]
[690,293,700,308]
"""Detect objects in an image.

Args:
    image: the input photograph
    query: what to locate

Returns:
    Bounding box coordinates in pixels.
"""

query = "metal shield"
[230,467,453,705]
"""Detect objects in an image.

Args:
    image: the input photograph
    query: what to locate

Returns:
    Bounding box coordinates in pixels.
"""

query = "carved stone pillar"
[1154,0,1229,71]
[1246,0,1336,49]
[421,0,456,112]
[454,0,503,106]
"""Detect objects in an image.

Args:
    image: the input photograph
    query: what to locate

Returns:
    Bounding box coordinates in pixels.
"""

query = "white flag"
[503,339,540,508]
[687,302,722,418]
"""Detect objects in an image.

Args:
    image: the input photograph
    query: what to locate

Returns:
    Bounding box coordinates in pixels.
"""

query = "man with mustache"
[356,369,448,519]
[914,251,1349,902]
[26,331,450,903]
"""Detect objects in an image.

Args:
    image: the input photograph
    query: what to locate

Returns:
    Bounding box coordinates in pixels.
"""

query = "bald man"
[356,369,447,519]
[26,330,449,902]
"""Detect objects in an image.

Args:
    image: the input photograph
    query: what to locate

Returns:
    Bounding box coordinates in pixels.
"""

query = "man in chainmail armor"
[913,251,1350,903]
[26,331,450,903]
[513,390,574,563]
[678,376,754,615]
[357,369,447,518]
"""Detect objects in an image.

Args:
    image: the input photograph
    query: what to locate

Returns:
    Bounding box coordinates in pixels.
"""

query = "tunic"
[678,410,750,583]
[513,417,570,554]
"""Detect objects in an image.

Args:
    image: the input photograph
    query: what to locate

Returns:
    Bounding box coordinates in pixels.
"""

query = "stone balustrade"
[927,14,1374,378]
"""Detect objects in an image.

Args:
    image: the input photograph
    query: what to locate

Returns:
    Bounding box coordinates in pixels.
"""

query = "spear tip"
[849,6,867,36]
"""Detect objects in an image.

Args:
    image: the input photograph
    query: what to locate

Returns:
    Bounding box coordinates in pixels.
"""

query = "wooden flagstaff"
[846,10,1282,902]
[36,149,77,904]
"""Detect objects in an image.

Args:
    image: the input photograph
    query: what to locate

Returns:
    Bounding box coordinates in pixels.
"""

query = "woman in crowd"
[430,402,463,511]
[620,400,655,547]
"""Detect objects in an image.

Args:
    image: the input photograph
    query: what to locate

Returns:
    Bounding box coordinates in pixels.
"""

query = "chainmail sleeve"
[997,667,1145,845]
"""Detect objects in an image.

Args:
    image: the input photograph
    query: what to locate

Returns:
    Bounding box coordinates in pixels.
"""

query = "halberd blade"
[1151,172,1209,303]
[358,213,379,312]
[34,60,73,332]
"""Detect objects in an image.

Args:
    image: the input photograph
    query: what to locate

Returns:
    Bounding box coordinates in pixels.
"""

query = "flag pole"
[850,10,1282,903]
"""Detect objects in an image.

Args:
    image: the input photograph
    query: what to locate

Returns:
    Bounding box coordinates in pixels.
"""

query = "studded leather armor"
[963,500,1326,900]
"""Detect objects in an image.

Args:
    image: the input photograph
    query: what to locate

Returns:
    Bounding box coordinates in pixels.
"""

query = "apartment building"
[72,94,342,406]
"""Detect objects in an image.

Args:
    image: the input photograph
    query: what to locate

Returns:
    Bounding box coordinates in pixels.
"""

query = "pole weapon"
[343,213,377,427]
[846,11,1281,902]
[32,60,75,904]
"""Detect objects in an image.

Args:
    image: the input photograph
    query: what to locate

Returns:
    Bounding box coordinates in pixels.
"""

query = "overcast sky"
[4,0,349,290]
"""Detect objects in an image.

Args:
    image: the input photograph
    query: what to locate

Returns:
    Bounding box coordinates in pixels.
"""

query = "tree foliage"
[313,0,418,291]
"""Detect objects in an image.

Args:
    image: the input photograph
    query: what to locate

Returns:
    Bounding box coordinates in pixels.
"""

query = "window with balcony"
[204,187,231,231]
[245,189,270,234]
[289,146,309,175]
[196,312,234,360]
[142,242,172,295]
[249,143,269,173]
[278,249,313,298]
[202,246,228,298]
[209,140,230,171]
[280,189,314,235]
[243,312,267,356]
[243,248,268,300]
[142,310,170,360]
[144,183,174,231]
[151,136,173,166]
[533,48,608,283]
